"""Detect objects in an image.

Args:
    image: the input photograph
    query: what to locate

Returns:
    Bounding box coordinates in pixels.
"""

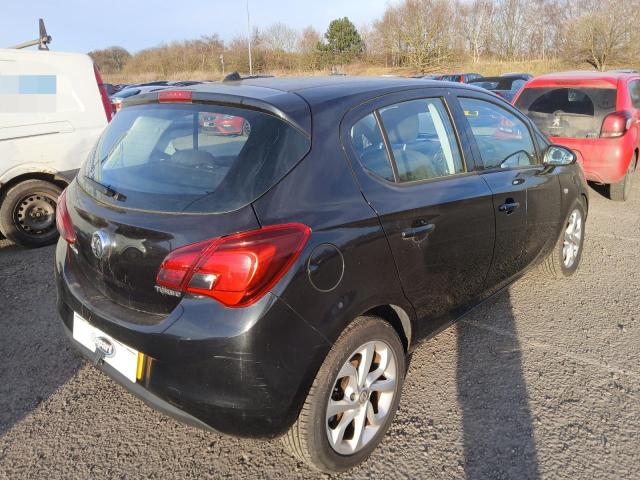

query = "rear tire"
[0,179,62,248]
[540,198,586,278]
[609,157,635,201]
[282,316,405,473]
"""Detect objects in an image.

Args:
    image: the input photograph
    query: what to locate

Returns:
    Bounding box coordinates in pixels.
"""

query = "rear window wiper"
[83,176,127,202]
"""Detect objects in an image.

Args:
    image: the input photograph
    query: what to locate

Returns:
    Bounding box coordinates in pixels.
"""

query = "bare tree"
[88,46,131,74]
[260,22,300,70]
[564,0,640,70]
[372,0,454,72]
[459,0,495,63]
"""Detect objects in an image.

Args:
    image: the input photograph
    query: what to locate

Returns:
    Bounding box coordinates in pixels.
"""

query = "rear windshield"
[515,87,617,138]
[79,103,310,213]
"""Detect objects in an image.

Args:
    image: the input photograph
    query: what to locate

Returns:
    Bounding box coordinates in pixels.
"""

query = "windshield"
[79,103,310,213]
[515,87,617,138]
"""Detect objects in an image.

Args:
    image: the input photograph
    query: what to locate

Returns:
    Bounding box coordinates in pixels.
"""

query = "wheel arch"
[362,304,415,353]
[0,172,69,200]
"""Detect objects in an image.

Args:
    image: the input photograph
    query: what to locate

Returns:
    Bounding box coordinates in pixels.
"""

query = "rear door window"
[515,87,617,138]
[350,113,395,182]
[460,97,536,169]
[378,98,465,182]
[80,103,310,213]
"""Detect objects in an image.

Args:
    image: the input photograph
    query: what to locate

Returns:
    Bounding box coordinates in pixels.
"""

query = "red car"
[514,71,639,201]
[200,113,250,136]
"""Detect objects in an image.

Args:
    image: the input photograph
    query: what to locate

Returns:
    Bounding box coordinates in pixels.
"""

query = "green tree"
[318,17,364,65]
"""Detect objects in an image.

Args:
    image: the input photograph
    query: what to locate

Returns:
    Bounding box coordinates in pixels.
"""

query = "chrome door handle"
[498,201,520,213]
[402,223,435,239]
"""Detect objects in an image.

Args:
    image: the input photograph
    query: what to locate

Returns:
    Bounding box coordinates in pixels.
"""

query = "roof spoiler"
[9,18,52,50]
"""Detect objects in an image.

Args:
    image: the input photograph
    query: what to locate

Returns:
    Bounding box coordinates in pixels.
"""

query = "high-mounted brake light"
[156,223,311,307]
[601,111,632,138]
[158,90,192,103]
[93,64,113,122]
[55,189,76,244]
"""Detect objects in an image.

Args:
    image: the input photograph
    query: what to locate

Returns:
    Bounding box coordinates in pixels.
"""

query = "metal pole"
[246,0,253,76]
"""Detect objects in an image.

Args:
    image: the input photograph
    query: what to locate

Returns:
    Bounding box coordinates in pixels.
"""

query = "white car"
[0,48,110,247]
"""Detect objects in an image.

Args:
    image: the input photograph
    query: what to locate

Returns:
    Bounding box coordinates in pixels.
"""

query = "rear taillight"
[600,111,632,138]
[55,189,76,244]
[158,90,192,103]
[93,64,113,122]
[156,223,311,307]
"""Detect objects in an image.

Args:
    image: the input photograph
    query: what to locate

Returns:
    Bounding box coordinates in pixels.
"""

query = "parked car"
[469,73,532,102]
[55,78,588,473]
[0,48,110,247]
[109,85,168,114]
[514,71,639,201]
[200,112,251,136]
[436,72,482,83]
[103,83,125,96]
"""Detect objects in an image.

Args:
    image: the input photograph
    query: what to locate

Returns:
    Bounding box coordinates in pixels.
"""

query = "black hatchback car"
[55,77,588,473]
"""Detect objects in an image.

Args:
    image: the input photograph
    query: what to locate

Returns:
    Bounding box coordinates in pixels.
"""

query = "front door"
[458,96,561,293]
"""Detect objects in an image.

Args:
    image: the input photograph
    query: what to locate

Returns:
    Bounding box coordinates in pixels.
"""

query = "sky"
[1,0,393,54]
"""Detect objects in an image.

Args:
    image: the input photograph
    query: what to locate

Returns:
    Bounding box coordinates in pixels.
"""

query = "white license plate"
[73,312,140,382]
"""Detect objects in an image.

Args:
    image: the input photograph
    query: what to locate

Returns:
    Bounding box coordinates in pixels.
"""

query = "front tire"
[540,198,586,278]
[282,316,406,473]
[0,179,62,248]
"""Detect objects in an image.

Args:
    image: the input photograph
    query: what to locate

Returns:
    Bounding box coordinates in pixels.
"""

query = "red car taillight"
[93,64,113,122]
[156,223,311,307]
[600,111,632,138]
[55,189,76,244]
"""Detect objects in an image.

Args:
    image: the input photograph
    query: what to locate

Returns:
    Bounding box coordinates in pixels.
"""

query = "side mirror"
[544,145,576,166]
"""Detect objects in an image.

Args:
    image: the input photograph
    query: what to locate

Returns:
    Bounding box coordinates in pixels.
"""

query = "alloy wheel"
[326,340,397,455]
[562,208,582,268]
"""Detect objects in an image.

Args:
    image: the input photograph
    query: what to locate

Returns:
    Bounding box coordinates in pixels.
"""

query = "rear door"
[343,89,495,328]
[457,94,561,293]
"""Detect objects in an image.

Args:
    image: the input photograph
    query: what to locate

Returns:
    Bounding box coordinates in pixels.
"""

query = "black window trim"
[372,109,399,183]
[455,92,544,173]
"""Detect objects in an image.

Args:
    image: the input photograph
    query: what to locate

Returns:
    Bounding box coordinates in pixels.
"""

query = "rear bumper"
[55,239,331,439]
[550,136,635,184]
[60,319,218,434]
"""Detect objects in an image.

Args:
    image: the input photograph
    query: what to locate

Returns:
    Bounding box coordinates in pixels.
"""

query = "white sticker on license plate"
[72,312,139,382]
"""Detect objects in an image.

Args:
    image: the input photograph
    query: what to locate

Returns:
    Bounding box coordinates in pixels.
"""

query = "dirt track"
[0,182,638,479]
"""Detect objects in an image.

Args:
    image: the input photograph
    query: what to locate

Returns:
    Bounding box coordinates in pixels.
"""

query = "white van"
[0,48,110,247]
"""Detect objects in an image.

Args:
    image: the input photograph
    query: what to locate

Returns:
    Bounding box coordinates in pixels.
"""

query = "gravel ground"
[0,182,638,479]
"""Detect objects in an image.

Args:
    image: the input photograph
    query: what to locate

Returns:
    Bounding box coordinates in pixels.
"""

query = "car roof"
[128,76,493,136]
[525,71,637,88]
[181,75,471,105]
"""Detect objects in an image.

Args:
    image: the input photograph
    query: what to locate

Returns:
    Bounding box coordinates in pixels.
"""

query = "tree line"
[90,0,640,79]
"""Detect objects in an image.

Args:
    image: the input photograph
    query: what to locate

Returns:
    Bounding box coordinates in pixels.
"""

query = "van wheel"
[282,316,405,473]
[0,180,62,248]
[540,198,586,278]
[609,158,635,201]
